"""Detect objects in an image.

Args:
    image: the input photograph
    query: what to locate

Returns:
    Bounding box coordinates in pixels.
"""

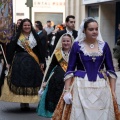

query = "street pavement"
[0,102,51,120]
[0,58,51,120]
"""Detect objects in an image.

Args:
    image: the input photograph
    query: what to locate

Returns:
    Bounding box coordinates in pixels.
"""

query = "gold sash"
[19,34,40,64]
[55,49,68,72]
[19,34,44,73]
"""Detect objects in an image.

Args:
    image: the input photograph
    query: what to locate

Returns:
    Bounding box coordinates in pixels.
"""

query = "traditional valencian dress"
[37,49,69,117]
[37,33,73,118]
[63,40,117,120]
[0,32,44,103]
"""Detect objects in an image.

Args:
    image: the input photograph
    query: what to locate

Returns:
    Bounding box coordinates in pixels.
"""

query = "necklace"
[62,50,69,62]
[25,35,29,40]
[63,49,70,56]
[23,33,30,40]
[84,40,96,49]
[90,44,95,49]
[63,51,69,56]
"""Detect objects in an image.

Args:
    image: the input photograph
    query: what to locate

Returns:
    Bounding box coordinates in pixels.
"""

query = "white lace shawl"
[17,32,37,49]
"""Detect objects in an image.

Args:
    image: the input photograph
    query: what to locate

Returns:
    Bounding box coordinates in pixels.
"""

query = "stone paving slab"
[0,102,50,120]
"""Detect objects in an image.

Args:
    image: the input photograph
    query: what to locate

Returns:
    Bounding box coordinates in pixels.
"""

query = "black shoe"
[20,103,30,111]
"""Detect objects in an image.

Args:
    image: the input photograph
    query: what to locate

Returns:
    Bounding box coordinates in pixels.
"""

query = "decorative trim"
[7,66,40,96]
[64,73,74,81]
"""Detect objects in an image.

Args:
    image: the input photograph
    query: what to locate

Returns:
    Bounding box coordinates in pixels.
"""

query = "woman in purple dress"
[56,17,117,120]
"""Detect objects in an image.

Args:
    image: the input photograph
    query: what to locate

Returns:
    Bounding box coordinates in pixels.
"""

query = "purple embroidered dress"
[64,41,117,120]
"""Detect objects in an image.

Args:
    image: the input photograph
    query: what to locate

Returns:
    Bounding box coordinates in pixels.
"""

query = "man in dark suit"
[35,21,47,48]
[35,21,47,70]
[53,15,78,51]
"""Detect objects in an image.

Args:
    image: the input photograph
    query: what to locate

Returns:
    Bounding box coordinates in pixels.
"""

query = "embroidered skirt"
[0,78,39,103]
[0,52,43,103]
[70,76,115,120]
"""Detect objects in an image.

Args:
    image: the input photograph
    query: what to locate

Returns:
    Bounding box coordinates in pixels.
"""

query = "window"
[88,6,99,22]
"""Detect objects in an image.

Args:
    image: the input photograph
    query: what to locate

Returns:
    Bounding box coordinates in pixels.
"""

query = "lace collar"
[17,32,37,49]
[78,40,105,56]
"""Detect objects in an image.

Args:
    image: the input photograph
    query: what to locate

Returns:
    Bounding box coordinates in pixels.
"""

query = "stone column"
[65,0,86,30]
[70,0,75,15]
[75,0,80,29]
[65,0,70,16]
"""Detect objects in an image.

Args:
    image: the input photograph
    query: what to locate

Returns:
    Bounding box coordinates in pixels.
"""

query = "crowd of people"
[0,15,120,120]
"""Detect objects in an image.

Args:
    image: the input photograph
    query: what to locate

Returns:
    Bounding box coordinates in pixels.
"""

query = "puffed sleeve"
[6,35,17,65]
[104,42,117,79]
[36,36,46,64]
[64,42,78,80]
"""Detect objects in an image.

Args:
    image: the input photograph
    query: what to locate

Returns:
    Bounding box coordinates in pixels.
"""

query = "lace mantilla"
[79,40,105,56]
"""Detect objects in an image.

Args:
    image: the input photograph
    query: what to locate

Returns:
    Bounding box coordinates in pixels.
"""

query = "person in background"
[0,18,45,111]
[44,20,54,58]
[117,23,120,39]
[37,33,74,118]
[44,20,54,35]
[61,22,66,29]
[113,36,120,70]
[15,19,22,33]
[48,24,62,56]
[12,19,22,37]
[16,19,22,29]
[35,21,47,70]
[53,15,78,52]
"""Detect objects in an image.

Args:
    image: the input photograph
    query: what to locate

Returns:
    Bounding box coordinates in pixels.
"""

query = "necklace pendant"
[90,44,94,49]
[92,57,96,62]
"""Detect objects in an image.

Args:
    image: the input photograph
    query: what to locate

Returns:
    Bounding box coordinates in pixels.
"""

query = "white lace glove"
[38,88,44,96]
[63,92,72,104]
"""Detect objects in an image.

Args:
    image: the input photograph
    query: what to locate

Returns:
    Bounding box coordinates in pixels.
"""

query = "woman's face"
[17,20,21,28]
[84,22,98,40]
[62,36,72,50]
[22,21,31,34]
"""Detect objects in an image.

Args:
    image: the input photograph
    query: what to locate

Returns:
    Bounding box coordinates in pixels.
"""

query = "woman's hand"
[63,92,72,104]
[38,82,47,96]
[40,63,44,69]
[6,64,10,70]
[5,64,10,76]
[38,88,44,96]
[42,82,47,88]
[40,63,44,73]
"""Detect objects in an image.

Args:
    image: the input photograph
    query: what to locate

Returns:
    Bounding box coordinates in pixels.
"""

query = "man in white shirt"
[44,20,54,35]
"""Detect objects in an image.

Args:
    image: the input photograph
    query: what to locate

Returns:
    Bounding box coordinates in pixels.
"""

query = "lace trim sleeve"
[64,73,74,81]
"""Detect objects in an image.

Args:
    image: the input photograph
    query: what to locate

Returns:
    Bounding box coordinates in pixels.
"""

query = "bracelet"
[64,89,69,92]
